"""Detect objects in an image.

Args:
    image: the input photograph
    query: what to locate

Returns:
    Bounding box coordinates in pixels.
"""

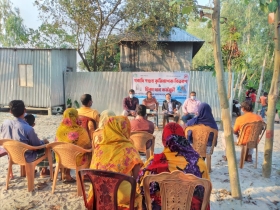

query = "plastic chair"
[237,121,266,169]
[130,131,155,159]
[185,125,218,173]
[78,115,97,140]
[0,139,53,192]
[47,142,92,196]
[78,169,136,210]
[143,170,212,210]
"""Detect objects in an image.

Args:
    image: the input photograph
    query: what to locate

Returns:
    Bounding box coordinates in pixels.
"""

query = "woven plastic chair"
[47,142,92,196]
[130,131,155,159]
[143,170,212,210]
[237,121,266,169]
[78,169,136,210]
[185,124,218,173]
[0,139,53,192]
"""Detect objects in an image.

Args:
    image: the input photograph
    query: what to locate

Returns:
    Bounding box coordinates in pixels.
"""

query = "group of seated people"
[0,90,264,209]
[122,89,202,126]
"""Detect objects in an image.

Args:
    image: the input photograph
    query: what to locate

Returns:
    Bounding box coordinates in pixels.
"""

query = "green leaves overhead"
[257,0,279,13]
[268,0,278,12]
[182,6,193,14]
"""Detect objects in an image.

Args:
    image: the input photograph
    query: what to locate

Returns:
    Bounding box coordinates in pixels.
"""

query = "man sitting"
[77,94,100,140]
[122,89,139,117]
[0,100,50,177]
[181,91,201,123]
[162,93,182,126]
[130,105,154,134]
[222,100,263,162]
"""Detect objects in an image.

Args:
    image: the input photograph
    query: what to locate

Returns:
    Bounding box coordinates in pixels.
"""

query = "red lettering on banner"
[134,78,144,83]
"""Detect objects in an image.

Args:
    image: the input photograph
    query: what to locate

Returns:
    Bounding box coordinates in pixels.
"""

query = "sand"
[0,111,280,210]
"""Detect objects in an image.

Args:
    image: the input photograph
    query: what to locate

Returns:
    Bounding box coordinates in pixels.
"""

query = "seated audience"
[181,91,201,123]
[92,110,116,147]
[77,94,100,140]
[222,100,263,162]
[0,100,50,177]
[55,108,92,183]
[162,93,181,124]
[137,123,210,210]
[130,105,154,134]
[185,103,218,155]
[87,116,143,209]
[122,89,139,117]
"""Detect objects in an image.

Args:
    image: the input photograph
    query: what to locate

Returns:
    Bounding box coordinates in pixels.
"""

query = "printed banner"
[132,72,190,104]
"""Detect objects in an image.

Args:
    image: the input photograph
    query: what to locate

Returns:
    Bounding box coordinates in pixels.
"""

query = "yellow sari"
[88,116,143,209]
[92,110,116,147]
[55,108,91,166]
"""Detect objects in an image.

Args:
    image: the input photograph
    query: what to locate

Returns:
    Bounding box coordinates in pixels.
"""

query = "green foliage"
[74,100,80,109]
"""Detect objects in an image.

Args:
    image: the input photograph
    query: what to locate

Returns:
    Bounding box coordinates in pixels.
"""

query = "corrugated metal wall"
[0,49,51,107]
[0,49,76,108]
[65,71,229,120]
[51,50,76,106]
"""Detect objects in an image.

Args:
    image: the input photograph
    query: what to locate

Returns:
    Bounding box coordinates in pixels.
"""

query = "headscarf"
[187,103,218,130]
[97,110,116,130]
[162,122,185,147]
[90,116,142,174]
[56,108,91,165]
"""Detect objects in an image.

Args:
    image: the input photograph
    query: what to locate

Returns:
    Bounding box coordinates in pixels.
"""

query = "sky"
[11,0,211,30]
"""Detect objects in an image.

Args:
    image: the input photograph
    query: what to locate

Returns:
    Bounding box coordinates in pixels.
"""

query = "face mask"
[191,96,196,100]
[129,94,134,98]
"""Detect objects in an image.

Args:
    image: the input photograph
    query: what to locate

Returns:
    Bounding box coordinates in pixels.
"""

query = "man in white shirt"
[181,91,201,124]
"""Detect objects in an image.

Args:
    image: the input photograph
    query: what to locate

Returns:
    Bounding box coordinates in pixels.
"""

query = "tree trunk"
[238,71,247,100]
[254,45,268,113]
[233,72,241,99]
[77,49,91,72]
[262,5,280,178]
[212,0,242,199]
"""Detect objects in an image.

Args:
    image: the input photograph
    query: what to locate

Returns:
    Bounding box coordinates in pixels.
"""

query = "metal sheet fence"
[65,71,230,120]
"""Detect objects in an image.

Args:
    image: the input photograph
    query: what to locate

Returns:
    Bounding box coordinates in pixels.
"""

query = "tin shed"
[119,27,204,72]
[0,48,76,114]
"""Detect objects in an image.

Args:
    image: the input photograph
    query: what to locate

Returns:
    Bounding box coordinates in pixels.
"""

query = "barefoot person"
[0,100,50,177]
[55,108,92,183]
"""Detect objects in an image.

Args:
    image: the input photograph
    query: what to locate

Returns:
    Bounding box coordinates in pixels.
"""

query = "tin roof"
[120,27,204,58]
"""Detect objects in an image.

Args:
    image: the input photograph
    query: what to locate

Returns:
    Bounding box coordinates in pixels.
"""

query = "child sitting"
[24,114,35,127]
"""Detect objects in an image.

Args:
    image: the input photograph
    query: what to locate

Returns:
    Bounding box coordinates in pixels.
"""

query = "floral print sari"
[55,108,91,166]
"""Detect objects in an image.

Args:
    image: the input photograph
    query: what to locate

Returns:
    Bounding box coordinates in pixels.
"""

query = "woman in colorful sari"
[55,108,92,183]
[186,103,218,155]
[137,122,210,210]
[92,110,116,148]
[88,116,143,209]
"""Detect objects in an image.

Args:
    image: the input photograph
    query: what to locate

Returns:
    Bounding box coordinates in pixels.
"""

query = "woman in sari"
[186,103,218,154]
[88,116,143,209]
[137,122,210,210]
[92,110,116,147]
[56,108,92,183]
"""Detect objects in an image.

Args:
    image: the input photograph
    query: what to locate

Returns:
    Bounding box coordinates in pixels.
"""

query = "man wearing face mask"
[181,91,201,124]
[122,89,139,117]
[162,93,182,126]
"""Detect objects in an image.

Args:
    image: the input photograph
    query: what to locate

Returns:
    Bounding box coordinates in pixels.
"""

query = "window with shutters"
[19,64,33,87]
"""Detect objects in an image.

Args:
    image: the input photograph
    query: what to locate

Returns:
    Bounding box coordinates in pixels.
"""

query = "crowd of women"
[55,102,218,210]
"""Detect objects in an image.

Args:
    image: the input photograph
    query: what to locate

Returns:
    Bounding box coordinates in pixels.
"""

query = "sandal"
[40,168,50,178]
[63,177,76,184]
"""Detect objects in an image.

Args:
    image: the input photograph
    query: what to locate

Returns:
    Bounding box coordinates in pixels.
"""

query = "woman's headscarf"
[91,116,142,174]
[56,108,91,166]
[97,110,116,130]
[187,103,218,130]
[56,108,90,148]
[162,122,185,147]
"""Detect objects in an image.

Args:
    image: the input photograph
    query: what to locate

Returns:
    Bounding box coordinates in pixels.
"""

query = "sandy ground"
[0,111,280,210]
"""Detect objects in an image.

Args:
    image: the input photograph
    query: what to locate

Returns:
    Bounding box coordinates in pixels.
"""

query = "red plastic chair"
[78,169,136,210]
